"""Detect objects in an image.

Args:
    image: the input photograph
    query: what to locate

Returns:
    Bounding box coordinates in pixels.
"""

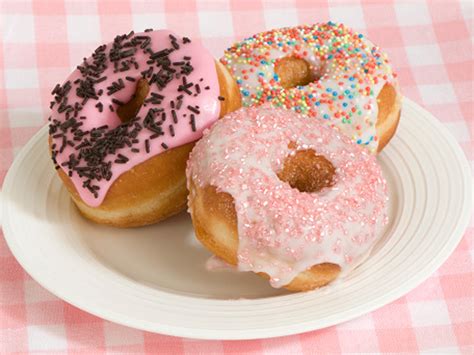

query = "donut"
[220,22,402,153]
[187,105,388,291]
[48,30,241,227]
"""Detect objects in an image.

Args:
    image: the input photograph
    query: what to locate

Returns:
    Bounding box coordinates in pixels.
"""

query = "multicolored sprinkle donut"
[221,22,401,153]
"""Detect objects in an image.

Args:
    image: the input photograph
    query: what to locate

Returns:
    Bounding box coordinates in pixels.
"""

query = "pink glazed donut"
[187,105,388,291]
[48,29,241,227]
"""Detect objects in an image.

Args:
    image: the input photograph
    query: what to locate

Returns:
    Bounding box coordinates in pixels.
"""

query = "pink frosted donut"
[187,105,388,291]
[48,29,241,227]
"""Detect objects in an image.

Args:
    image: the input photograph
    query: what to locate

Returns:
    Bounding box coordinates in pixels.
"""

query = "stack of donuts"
[48,22,401,292]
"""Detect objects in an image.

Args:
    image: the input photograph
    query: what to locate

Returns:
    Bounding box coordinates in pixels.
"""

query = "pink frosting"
[187,105,388,288]
[49,30,220,206]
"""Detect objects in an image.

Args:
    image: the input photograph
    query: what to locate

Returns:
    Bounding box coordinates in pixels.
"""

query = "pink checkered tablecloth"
[0,0,472,353]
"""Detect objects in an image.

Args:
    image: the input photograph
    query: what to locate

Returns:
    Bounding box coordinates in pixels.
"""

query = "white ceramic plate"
[1,98,471,340]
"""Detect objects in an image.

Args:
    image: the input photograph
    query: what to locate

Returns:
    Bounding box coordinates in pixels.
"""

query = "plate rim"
[1,97,472,340]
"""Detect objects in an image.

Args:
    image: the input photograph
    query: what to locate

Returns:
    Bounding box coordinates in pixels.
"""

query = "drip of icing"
[187,105,388,288]
[221,22,398,153]
[205,256,236,271]
[49,30,220,206]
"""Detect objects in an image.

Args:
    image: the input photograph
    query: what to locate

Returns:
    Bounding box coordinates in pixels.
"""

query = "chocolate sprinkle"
[95,102,103,112]
[178,76,193,95]
[176,96,183,110]
[95,76,107,84]
[114,153,129,164]
[187,105,200,114]
[112,98,124,106]
[106,78,125,95]
[190,114,196,132]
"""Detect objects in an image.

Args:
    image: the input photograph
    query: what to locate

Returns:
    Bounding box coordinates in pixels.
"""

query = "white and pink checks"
[1,0,472,353]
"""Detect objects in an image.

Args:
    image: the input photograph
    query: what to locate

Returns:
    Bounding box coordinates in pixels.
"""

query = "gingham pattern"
[0,0,472,353]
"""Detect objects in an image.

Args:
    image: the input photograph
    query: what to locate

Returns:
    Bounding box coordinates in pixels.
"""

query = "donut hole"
[274,56,320,89]
[116,78,150,123]
[278,148,335,193]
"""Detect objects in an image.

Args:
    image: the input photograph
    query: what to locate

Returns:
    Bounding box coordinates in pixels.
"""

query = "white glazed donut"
[187,105,389,291]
